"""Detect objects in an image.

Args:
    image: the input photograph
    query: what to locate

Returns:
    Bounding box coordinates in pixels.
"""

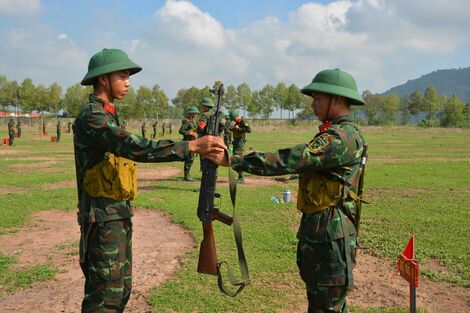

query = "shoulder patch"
[307,135,331,154]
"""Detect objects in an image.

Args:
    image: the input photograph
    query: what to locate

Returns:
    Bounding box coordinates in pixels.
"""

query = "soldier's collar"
[89,94,116,115]
[319,114,354,132]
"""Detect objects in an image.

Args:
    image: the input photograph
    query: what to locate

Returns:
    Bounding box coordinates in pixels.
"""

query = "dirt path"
[0,209,194,313]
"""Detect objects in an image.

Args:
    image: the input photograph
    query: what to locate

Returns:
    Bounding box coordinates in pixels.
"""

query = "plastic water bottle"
[270,196,280,203]
[283,189,291,203]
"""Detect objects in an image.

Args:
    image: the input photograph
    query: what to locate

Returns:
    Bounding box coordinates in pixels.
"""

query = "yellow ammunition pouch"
[297,172,360,215]
[83,153,137,201]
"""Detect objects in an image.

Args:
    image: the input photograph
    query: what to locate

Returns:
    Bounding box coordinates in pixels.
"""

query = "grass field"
[0,123,469,312]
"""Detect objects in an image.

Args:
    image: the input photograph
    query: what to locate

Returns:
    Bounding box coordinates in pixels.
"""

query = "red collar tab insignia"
[319,121,333,132]
[103,102,116,115]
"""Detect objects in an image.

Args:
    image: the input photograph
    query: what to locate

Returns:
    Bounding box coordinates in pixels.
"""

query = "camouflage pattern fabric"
[231,115,366,312]
[223,119,232,148]
[197,111,225,137]
[7,120,15,146]
[179,117,198,178]
[80,218,132,313]
[16,121,21,138]
[231,119,251,154]
[152,122,158,137]
[231,119,251,180]
[73,94,189,312]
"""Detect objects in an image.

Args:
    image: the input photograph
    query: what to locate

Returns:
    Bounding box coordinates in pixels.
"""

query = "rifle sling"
[216,149,251,297]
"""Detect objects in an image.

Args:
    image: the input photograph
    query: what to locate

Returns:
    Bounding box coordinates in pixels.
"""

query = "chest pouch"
[83,153,137,201]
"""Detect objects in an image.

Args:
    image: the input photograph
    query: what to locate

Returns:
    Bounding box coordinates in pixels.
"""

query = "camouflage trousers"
[232,138,246,178]
[296,207,356,313]
[184,152,195,176]
[80,218,132,313]
[8,131,14,145]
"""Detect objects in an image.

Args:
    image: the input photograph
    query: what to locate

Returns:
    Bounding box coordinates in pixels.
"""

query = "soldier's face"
[311,93,332,122]
[109,70,131,100]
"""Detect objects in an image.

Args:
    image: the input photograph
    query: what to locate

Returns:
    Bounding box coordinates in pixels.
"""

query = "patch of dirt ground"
[136,166,181,182]
[0,208,468,313]
[0,209,193,313]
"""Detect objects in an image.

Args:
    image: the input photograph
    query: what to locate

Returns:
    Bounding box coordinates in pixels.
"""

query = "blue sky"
[1,0,469,98]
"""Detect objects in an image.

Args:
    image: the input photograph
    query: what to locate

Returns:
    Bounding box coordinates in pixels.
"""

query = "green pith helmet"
[81,48,142,86]
[301,68,364,105]
[200,97,215,108]
[229,109,240,120]
[186,105,200,115]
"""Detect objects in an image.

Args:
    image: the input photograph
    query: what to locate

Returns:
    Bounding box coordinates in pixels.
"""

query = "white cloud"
[0,0,42,16]
[0,25,88,87]
[153,0,225,50]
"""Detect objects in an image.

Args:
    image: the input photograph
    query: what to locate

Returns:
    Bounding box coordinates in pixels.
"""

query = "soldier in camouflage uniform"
[74,48,226,313]
[68,120,72,133]
[228,69,367,313]
[16,120,22,138]
[56,120,61,142]
[7,118,15,146]
[152,121,158,138]
[179,106,200,181]
[223,113,232,150]
[141,121,146,138]
[229,109,251,183]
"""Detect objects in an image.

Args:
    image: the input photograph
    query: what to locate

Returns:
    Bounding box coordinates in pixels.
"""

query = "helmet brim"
[301,82,365,105]
[81,60,142,86]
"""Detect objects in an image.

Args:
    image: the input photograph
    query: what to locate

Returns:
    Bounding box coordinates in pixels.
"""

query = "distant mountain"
[383,67,470,102]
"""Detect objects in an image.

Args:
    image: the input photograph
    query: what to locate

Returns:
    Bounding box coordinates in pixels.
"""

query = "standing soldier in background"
[169,122,172,135]
[229,109,251,183]
[74,48,226,313]
[223,113,232,152]
[7,118,15,146]
[152,120,158,138]
[226,68,367,313]
[161,122,166,136]
[16,120,22,138]
[42,119,47,135]
[67,120,72,133]
[179,106,200,181]
[56,120,61,143]
[141,121,146,138]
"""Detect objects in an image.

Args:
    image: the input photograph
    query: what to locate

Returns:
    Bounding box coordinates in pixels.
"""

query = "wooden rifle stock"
[197,210,233,276]
[197,222,218,275]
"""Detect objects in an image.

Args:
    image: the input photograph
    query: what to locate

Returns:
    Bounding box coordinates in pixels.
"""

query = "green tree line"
[1,74,469,127]
[358,86,470,128]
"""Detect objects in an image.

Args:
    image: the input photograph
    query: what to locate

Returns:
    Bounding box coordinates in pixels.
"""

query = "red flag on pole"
[402,234,415,259]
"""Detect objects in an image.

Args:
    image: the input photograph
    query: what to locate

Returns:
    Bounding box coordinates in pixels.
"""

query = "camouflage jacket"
[179,118,198,141]
[197,111,224,137]
[7,120,15,132]
[231,119,251,140]
[73,94,189,223]
[223,120,232,142]
[231,115,366,241]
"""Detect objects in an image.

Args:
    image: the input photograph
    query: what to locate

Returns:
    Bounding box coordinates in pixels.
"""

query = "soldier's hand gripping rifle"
[197,84,250,297]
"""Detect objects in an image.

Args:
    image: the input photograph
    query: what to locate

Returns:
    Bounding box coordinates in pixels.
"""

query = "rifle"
[355,143,368,239]
[197,84,250,296]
